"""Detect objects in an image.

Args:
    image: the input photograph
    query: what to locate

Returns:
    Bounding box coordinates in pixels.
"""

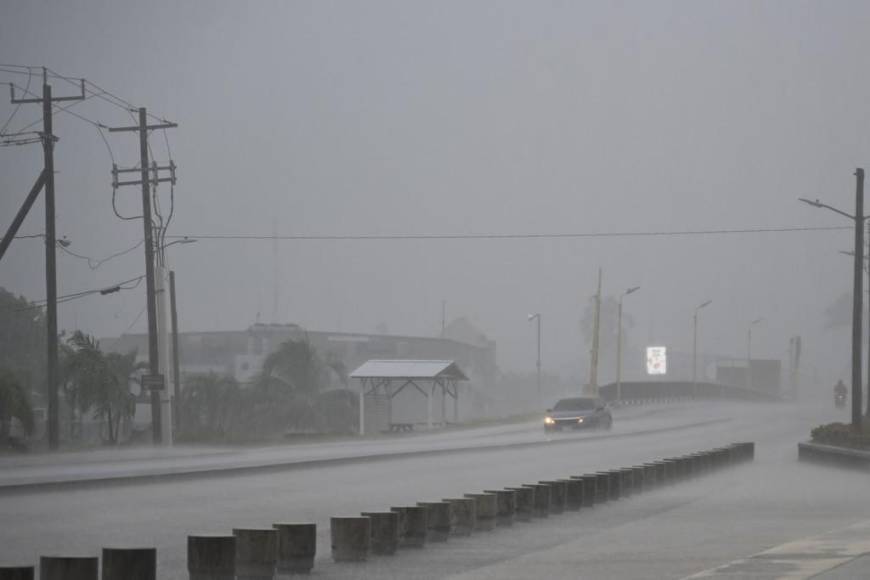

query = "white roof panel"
[350,359,468,380]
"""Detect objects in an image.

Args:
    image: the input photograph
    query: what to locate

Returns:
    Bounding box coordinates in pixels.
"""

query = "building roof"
[350,359,468,381]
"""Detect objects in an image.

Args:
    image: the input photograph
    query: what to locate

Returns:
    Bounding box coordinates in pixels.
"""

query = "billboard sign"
[646,346,667,375]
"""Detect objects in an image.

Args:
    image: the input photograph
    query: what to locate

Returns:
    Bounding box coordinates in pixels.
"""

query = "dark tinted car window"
[553,397,596,411]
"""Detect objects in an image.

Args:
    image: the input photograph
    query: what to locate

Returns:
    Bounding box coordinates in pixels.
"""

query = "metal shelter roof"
[350,359,468,381]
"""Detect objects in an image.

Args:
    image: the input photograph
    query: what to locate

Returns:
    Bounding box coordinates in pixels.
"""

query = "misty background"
[1,0,868,385]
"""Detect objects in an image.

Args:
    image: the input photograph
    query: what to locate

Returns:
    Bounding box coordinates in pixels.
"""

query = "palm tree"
[178,372,242,439]
[258,339,324,395]
[65,331,138,445]
[0,368,35,441]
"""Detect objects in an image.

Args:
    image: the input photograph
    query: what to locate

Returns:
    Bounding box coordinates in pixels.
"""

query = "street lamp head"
[528,313,540,321]
[798,197,824,209]
[164,236,197,249]
[697,299,712,310]
[625,286,640,295]
[751,317,763,325]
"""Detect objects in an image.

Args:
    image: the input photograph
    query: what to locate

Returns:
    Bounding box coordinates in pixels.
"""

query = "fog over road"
[2,398,866,579]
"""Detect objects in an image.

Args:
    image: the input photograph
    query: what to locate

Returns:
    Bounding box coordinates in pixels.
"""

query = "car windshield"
[553,397,597,411]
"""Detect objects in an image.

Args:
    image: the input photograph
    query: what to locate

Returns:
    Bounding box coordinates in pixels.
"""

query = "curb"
[797,440,870,470]
[0,417,732,494]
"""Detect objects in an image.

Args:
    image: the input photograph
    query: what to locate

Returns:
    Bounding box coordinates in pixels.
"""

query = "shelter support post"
[359,378,366,436]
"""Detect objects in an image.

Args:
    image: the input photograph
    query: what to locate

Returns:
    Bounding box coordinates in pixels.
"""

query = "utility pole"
[746,318,763,390]
[853,168,864,427]
[441,300,446,336]
[799,168,865,429]
[109,108,177,444]
[528,313,542,406]
[616,286,640,401]
[9,75,84,450]
[588,268,602,395]
[692,300,712,398]
[169,270,181,439]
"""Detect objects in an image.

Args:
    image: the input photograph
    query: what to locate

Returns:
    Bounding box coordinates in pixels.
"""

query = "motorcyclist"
[834,380,847,404]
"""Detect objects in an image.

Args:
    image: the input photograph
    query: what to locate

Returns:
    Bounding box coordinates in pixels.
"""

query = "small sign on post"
[141,373,166,390]
[646,347,667,375]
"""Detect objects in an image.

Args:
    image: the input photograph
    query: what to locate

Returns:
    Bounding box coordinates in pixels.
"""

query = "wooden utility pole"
[9,76,84,449]
[109,108,177,444]
[852,168,864,429]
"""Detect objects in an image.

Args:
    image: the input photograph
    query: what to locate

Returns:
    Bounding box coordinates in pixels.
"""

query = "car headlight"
[544,416,555,425]
[576,417,584,423]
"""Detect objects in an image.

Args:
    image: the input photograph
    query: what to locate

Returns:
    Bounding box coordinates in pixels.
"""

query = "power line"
[8,275,145,312]
[0,65,33,136]
[57,239,144,269]
[165,224,850,242]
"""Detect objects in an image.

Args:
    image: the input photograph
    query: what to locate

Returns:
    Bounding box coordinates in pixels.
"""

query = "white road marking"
[683,519,870,579]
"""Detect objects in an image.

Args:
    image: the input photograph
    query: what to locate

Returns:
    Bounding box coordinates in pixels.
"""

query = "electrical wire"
[57,239,145,269]
[0,65,32,136]
[4,274,145,312]
[9,275,146,312]
[164,225,851,242]
[121,305,147,334]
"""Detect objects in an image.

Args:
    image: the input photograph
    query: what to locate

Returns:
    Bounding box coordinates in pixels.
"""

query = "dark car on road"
[544,397,612,432]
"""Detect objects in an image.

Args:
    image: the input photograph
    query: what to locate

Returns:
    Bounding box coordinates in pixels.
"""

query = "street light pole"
[616,286,640,402]
[747,318,763,390]
[528,313,542,406]
[799,168,865,429]
[692,300,712,397]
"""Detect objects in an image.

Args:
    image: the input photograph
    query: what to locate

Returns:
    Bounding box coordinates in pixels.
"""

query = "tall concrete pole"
[589,268,602,395]
[170,270,182,439]
[616,298,623,401]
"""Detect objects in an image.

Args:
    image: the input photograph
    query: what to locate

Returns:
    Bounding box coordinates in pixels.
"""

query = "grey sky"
[1,0,869,379]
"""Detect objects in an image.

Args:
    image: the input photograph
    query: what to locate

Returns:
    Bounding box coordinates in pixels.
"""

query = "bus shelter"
[350,359,468,435]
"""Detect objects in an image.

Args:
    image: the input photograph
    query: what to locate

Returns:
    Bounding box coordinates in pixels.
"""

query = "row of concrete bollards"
[323,441,754,565]
[0,442,753,579]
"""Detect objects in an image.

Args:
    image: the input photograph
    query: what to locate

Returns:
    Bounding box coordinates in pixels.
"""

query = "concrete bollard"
[330,517,371,562]
[464,493,498,531]
[443,498,476,536]
[603,471,621,501]
[521,484,551,518]
[416,502,452,542]
[188,535,235,580]
[272,523,316,575]
[232,528,277,580]
[618,469,634,497]
[390,506,427,548]
[39,557,98,580]
[570,475,597,507]
[539,481,567,514]
[631,466,646,493]
[655,461,670,484]
[101,548,156,580]
[560,479,584,511]
[484,489,516,526]
[0,567,34,580]
[361,512,399,556]
[642,464,657,488]
[506,487,535,522]
[589,473,606,503]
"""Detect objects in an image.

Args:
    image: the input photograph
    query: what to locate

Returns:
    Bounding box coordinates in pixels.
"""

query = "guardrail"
[0,442,754,579]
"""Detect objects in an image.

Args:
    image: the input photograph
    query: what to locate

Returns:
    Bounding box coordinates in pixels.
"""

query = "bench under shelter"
[350,359,469,435]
